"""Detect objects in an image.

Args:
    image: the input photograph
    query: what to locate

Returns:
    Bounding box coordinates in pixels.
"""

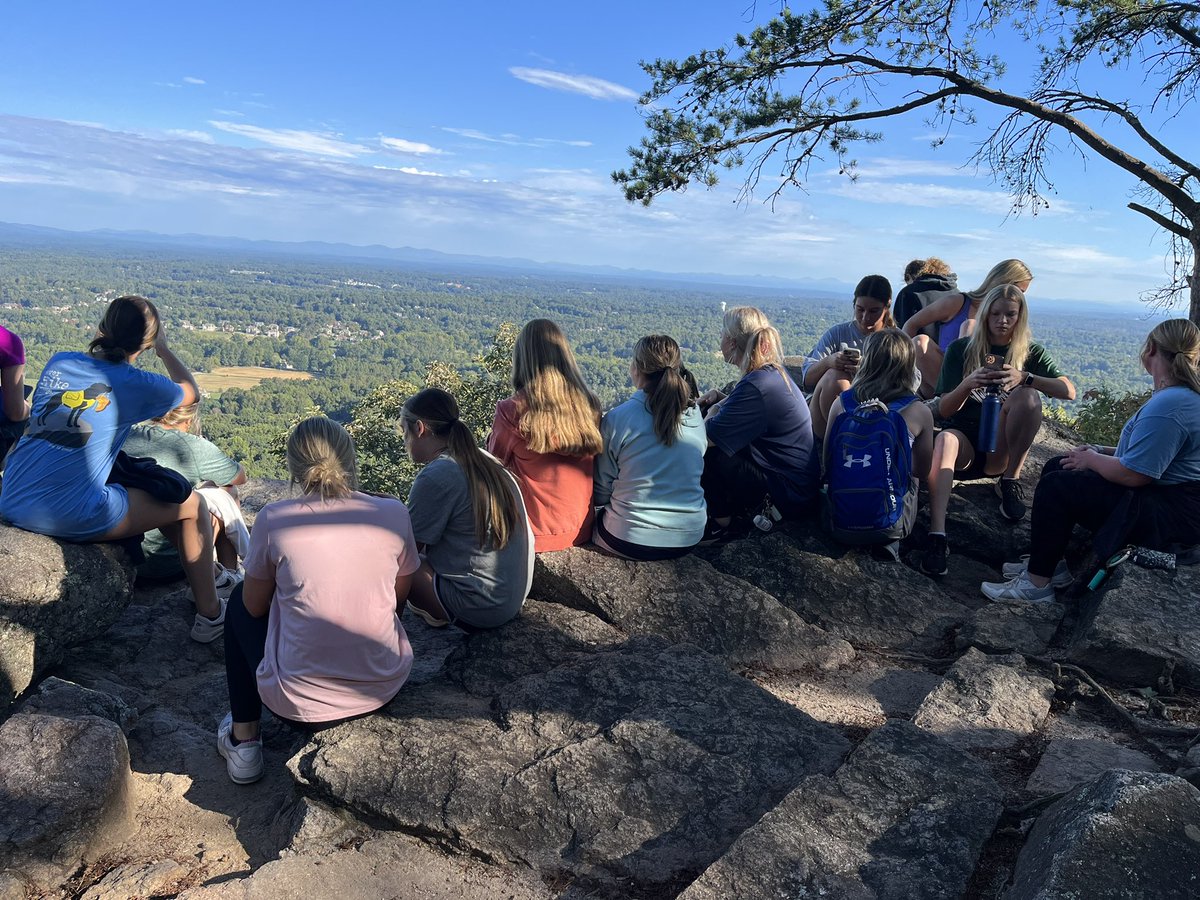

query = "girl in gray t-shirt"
[400,388,534,630]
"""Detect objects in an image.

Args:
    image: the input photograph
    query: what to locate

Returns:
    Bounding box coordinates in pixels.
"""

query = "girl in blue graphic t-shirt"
[0,296,224,642]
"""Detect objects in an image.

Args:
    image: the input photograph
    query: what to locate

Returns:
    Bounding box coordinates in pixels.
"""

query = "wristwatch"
[1022,372,1035,386]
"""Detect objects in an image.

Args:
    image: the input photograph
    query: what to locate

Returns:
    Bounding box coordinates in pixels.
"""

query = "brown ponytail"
[89,295,161,362]
[403,388,521,549]
[633,335,692,445]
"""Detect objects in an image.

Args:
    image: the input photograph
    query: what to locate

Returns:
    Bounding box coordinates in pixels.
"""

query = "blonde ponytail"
[286,416,358,501]
[1147,319,1200,394]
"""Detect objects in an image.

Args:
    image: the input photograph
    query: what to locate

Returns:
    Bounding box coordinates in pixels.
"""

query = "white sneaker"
[191,596,228,643]
[214,564,244,601]
[216,712,264,784]
[1001,556,1073,588]
[981,571,1058,604]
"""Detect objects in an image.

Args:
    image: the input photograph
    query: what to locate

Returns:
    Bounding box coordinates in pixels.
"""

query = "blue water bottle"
[978,387,1002,452]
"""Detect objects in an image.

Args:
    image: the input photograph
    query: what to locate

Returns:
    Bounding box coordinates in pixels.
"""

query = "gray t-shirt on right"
[407,455,533,629]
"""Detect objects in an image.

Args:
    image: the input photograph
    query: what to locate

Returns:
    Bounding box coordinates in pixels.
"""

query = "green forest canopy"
[0,238,1155,480]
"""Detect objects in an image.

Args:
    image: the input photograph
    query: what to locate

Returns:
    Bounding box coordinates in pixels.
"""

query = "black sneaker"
[996,478,1027,522]
[699,517,749,546]
[920,533,948,576]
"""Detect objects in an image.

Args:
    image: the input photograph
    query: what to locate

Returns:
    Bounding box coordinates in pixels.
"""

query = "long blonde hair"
[633,334,693,446]
[287,416,358,501]
[1146,319,1200,394]
[722,306,784,374]
[852,329,918,404]
[964,259,1032,303]
[963,284,1031,373]
[511,319,602,457]
[402,388,520,550]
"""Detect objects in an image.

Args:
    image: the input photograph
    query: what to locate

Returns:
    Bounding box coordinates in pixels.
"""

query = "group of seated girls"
[4,293,1198,785]
[797,261,1082,576]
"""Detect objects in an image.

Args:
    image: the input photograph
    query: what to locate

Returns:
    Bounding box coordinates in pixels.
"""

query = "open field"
[195,366,314,394]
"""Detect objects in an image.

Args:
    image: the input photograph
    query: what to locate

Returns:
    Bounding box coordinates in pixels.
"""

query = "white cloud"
[846,157,977,179]
[209,121,372,158]
[166,129,215,144]
[438,126,592,148]
[509,67,637,101]
[824,180,1078,216]
[372,165,444,177]
[379,136,445,156]
[212,108,244,117]
[183,76,206,85]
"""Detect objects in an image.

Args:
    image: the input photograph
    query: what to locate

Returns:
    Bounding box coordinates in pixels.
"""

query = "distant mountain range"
[0,220,1146,315]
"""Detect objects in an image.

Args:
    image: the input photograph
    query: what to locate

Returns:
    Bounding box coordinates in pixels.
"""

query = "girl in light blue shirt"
[592,335,707,560]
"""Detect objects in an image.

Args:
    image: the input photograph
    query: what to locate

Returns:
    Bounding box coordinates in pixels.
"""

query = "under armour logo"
[843,454,872,468]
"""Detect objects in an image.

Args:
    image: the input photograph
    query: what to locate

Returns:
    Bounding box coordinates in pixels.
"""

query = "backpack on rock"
[824,389,917,545]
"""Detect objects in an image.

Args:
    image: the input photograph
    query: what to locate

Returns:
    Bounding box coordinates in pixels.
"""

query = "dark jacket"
[894,272,959,338]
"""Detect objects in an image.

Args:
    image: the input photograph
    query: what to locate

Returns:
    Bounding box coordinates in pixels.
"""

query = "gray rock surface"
[680,721,1003,900]
[913,648,1054,750]
[20,675,137,731]
[1007,770,1200,900]
[1026,737,1159,796]
[1068,564,1200,688]
[533,546,854,671]
[958,600,1066,656]
[290,602,851,896]
[708,530,972,654]
[80,860,194,900]
[0,712,133,888]
[180,834,553,900]
[0,525,133,715]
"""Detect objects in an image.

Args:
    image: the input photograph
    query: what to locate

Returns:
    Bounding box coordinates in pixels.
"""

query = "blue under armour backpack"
[825,389,917,544]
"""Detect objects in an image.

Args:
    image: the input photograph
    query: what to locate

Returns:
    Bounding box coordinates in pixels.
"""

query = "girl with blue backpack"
[823,329,933,554]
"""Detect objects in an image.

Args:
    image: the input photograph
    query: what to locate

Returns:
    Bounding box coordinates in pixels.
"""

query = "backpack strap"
[840,388,859,414]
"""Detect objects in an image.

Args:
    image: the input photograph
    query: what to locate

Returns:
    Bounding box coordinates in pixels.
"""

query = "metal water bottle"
[978,389,1002,452]
[977,353,1004,453]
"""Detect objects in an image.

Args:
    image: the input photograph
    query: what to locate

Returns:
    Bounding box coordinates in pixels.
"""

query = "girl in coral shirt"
[488,319,602,552]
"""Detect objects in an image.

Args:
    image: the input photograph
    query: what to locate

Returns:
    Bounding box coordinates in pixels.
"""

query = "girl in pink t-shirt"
[487,319,602,552]
[216,417,421,785]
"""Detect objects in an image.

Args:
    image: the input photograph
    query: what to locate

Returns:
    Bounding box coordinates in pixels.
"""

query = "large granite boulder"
[1007,770,1200,900]
[708,530,973,654]
[0,711,133,889]
[680,721,1003,899]
[912,648,1054,751]
[533,547,854,671]
[1068,563,1200,688]
[0,526,133,716]
[290,602,851,897]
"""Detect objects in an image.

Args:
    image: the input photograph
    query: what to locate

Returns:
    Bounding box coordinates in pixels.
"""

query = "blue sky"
[0,1,1194,307]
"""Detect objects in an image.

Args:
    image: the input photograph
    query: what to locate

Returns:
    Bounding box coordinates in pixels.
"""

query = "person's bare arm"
[242,573,275,618]
[821,396,846,477]
[1060,446,1153,487]
[0,364,28,421]
[153,329,201,407]
[905,402,935,482]
[394,571,414,611]
[902,294,959,337]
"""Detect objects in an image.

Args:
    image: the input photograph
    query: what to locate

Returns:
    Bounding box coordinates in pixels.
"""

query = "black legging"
[1029,456,1200,578]
[223,584,383,731]
[701,445,768,520]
